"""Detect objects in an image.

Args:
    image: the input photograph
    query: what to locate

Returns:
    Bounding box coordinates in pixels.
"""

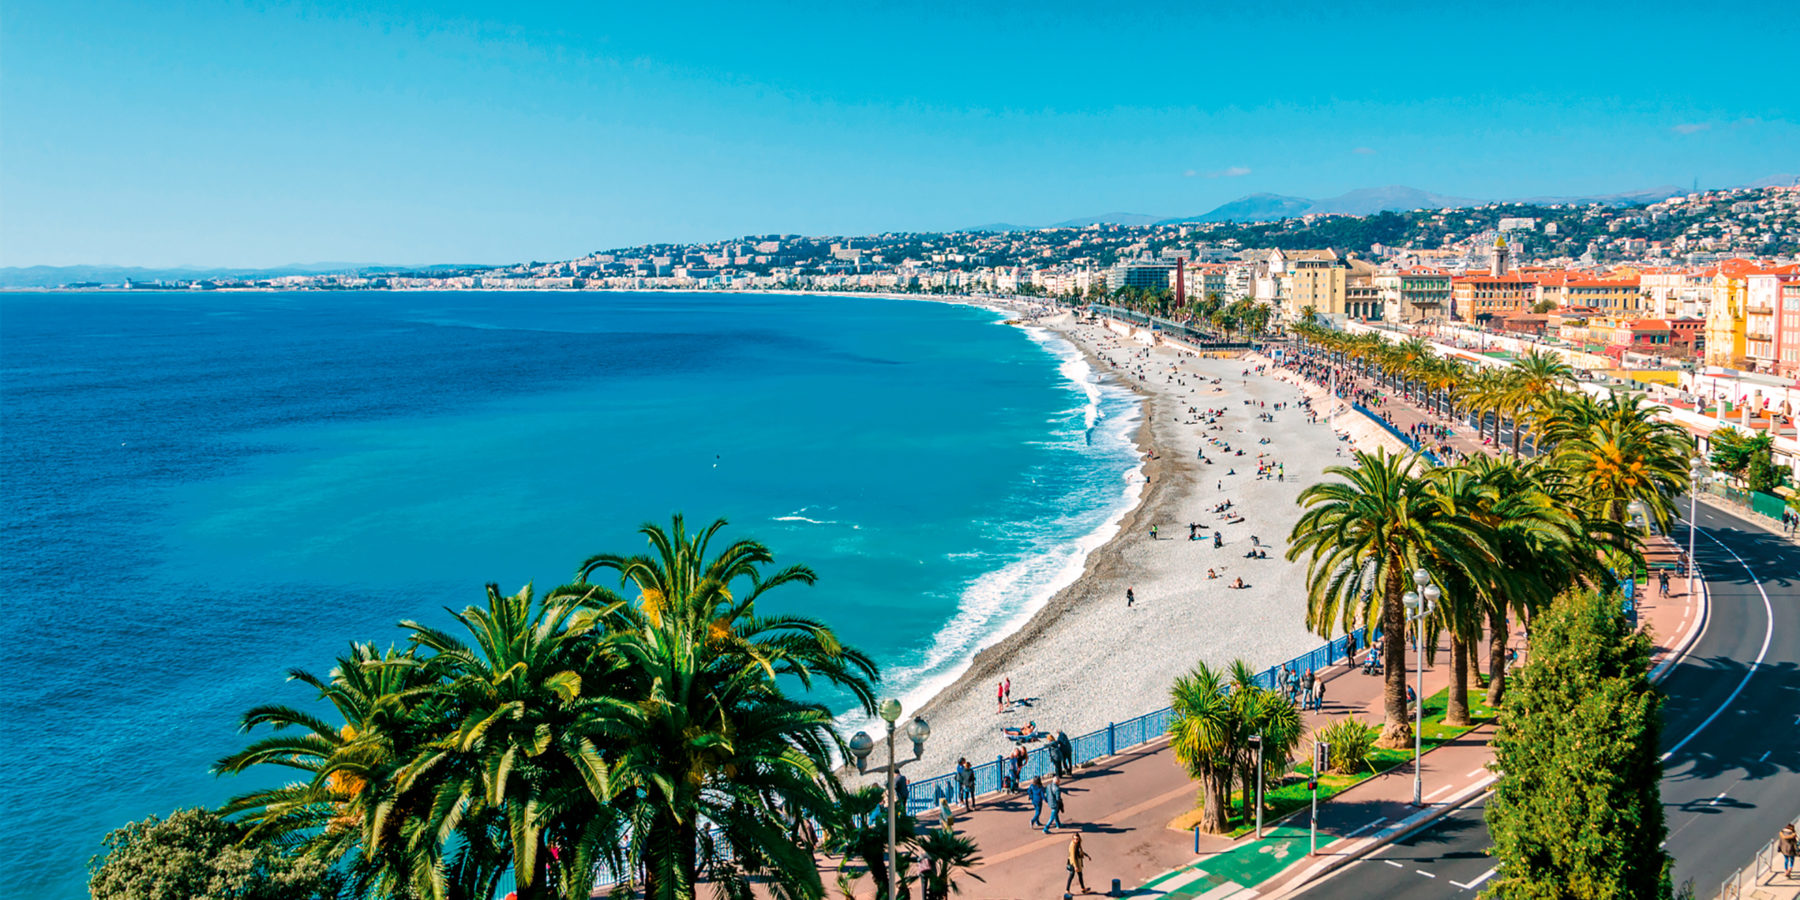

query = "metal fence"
[1711,830,1788,899]
[895,625,1374,816]
[1350,401,1445,466]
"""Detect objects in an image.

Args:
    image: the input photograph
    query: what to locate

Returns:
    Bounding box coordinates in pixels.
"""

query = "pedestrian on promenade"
[894,773,910,815]
[1313,676,1326,711]
[956,758,976,812]
[1778,822,1797,878]
[1344,631,1359,667]
[1303,668,1315,706]
[1126,587,1135,608]
[1026,776,1046,828]
[1066,833,1091,894]
[1043,778,1065,833]
[1056,731,1074,776]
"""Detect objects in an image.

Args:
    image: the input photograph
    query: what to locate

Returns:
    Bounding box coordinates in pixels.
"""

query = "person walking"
[1313,676,1327,711]
[894,773,910,816]
[1055,731,1074,777]
[1043,778,1064,833]
[1302,668,1315,707]
[1126,586,1135,608]
[1066,833,1091,894]
[1779,822,1797,879]
[1026,775,1046,828]
[956,758,976,812]
[1659,569,1670,597]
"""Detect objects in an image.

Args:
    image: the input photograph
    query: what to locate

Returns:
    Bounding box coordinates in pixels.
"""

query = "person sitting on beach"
[1207,568,1218,579]
[1230,577,1246,589]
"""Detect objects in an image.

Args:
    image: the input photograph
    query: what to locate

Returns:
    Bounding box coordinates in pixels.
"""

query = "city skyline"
[4,0,1797,267]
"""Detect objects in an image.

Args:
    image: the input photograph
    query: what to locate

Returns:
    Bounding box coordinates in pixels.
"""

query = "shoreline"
[872,303,1365,782]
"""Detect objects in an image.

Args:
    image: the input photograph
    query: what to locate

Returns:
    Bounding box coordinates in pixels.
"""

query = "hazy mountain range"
[0,262,468,289]
[967,176,1799,232]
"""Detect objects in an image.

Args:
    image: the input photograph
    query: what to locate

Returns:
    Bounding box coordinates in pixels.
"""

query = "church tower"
[1490,235,1510,277]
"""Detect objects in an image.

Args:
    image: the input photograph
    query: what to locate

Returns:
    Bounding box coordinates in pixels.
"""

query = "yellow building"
[1703,260,1764,368]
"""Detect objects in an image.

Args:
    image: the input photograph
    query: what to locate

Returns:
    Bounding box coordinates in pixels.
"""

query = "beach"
[872,307,1378,782]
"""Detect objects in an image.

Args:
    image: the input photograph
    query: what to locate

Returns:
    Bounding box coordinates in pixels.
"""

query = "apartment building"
[1452,274,1538,323]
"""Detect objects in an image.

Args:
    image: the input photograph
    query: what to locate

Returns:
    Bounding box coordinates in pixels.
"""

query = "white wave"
[841,328,1145,734]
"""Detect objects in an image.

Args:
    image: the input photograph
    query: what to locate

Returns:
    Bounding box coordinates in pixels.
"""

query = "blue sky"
[4,0,1796,267]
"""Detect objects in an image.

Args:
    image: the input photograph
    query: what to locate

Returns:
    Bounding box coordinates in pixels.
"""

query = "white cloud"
[1206,165,1252,178]
[1671,122,1711,135]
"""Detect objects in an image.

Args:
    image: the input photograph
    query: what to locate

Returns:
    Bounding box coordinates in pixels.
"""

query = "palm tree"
[1541,393,1693,529]
[574,514,880,900]
[824,784,917,900]
[1227,661,1305,820]
[912,826,984,900]
[1287,449,1493,747]
[394,583,628,900]
[1500,350,1575,455]
[215,644,450,899]
[1168,662,1239,833]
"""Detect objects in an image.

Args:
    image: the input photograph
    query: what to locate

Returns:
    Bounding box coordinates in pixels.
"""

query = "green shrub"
[1318,717,1375,775]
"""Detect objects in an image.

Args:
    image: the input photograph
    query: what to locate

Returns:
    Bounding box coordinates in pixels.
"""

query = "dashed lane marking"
[1415,869,1437,878]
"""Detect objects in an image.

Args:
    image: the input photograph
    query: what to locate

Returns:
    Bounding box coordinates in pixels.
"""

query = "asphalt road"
[1288,501,1800,899]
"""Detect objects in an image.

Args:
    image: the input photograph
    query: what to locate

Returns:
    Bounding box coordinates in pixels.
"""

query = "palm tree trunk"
[1378,567,1412,749]
[1486,606,1509,706]
[1510,412,1522,456]
[1199,769,1231,833]
[1446,636,1472,726]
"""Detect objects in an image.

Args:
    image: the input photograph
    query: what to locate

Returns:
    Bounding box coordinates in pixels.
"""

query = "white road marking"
[1465,767,1486,778]
[1424,784,1454,801]
[1415,869,1437,878]
[1384,860,1404,868]
[1661,522,1774,760]
[1760,750,1772,762]
[1345,817,1387,838]
[1452,867,1498,890]
[1709,791,1728,806]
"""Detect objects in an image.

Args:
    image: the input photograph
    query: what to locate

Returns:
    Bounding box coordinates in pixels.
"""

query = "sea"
[0,290,1141,897]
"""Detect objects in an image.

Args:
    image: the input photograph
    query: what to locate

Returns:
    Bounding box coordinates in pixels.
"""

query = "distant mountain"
[961,223,1036,234]
[1047,212,1166,228]
[1304,185,1481,216]
[1166,193,1313,224]
[1744,173,1799,188]
[1511,185,1686,206]
[0,262,484,289]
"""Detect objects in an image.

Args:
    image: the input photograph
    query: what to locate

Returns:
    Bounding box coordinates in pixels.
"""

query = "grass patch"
[1206,687,1497,839]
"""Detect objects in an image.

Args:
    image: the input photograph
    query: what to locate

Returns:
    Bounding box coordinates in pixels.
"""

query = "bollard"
[1193,826,1200,853]
[1106,722,1116,756]
[1112,878,1121,896]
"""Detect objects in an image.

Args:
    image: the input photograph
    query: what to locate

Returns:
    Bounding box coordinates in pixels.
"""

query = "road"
[1288,501,1800,899]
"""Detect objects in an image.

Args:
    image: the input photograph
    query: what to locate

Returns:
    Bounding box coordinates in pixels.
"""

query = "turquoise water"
[0,290,1139,897]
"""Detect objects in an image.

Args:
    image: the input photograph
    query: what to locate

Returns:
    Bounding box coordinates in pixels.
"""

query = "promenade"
[816,333,1708,900]
[814,558,1698,900]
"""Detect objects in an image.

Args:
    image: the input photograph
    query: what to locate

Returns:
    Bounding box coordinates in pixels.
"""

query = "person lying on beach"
[1229,577,1247,589]
[1003,721,1038,737]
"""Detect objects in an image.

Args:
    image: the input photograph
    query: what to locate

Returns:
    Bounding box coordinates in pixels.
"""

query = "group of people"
[1276,662,1326,711]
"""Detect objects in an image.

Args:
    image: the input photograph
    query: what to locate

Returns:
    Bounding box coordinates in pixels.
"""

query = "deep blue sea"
[0,290,1139,897]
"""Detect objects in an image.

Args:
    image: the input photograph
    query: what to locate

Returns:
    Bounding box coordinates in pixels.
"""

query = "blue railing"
[1350,401,1444,466]
[896,625,1375,816]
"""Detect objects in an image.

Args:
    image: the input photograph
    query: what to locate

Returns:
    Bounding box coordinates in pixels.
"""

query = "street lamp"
[847,702,930,900]
[1687,457,1707,594]
[1249,733,1265,838]
[1404,569,1439,807]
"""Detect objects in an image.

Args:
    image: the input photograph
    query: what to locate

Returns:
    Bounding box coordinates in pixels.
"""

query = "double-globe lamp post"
[848,700,931,900]
[1403,567,1440,807]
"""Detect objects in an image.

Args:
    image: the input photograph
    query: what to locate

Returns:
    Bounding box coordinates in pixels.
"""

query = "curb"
[1259,574,1710,899]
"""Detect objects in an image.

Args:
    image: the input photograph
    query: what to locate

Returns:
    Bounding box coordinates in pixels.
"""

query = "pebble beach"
[877,308,1386,783]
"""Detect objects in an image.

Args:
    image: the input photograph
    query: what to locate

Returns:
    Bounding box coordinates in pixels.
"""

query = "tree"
[1168,661,1240,833]
[573,514,879,900]
[912,826,984,900]
[392,584,628,900]
[1502,350,1576,456]
[1541,393,1693,529]
[1485,589,1669,899]
[1288,449,1493,747]
[214,644,451,899]
[1227,661,1305,821]
[89,808,341,900]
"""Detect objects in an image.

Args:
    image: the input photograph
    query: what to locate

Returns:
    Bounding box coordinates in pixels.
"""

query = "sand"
[858,309,1387,784]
